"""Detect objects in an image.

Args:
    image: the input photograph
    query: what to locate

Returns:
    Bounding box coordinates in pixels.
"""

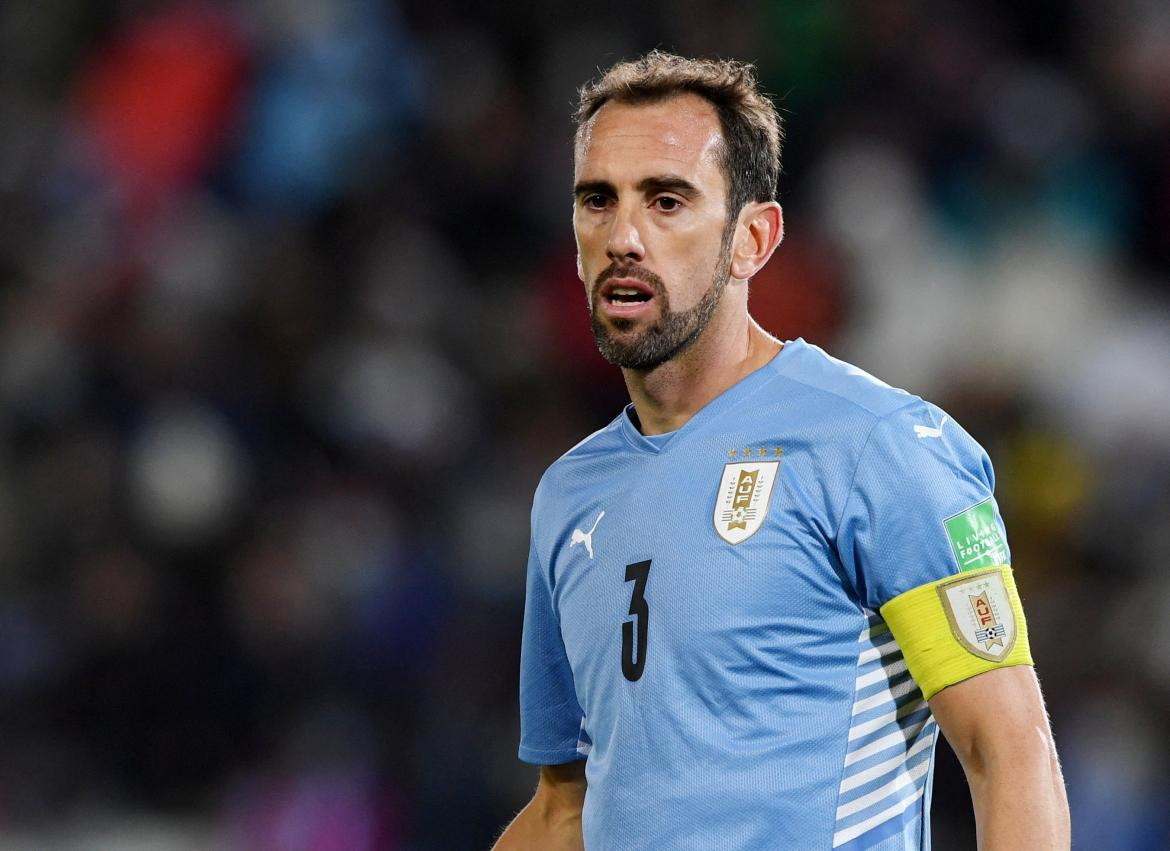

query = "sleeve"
[836,400,1032,699]
[518,537,587,765]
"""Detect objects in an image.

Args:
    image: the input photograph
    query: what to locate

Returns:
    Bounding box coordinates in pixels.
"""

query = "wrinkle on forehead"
[575,93,725,175]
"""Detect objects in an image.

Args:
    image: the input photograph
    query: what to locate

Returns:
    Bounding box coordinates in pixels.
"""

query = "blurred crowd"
[0,1,1168,848]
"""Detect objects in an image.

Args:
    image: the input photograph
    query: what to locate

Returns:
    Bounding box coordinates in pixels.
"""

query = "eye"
[652,196,683,212]
[582,194,610,210]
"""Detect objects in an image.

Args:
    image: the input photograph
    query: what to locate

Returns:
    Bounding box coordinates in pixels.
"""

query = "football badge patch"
[713,461,779,544]
[936,568,1017,662]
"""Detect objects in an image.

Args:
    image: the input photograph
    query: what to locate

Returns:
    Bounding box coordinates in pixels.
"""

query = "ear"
[729,202,784,282]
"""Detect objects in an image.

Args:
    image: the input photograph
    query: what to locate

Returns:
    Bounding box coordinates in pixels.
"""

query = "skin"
[495,93,1069,850]
[570,93,784,436]
[493,762,586,851]
[930,666,1070,849]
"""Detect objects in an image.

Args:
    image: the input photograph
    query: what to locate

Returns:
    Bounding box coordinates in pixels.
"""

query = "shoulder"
[541,413,626,480]
[771,340,990,474]
[772,339,920,422]
[531,413,627,522]
[756,340,926,467]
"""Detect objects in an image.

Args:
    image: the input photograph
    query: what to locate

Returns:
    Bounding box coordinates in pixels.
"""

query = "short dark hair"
[575,50,783,219]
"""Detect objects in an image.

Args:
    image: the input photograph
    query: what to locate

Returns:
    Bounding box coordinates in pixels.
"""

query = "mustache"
[593,263,666,297]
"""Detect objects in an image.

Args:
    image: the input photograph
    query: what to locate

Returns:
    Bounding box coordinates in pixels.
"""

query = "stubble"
[588,228,734,371]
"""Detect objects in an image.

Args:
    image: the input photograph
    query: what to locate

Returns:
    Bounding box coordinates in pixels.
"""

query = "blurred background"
[0,0,1168,848]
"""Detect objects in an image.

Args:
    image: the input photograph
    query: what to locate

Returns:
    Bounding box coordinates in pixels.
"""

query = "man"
[495,51,1069,850]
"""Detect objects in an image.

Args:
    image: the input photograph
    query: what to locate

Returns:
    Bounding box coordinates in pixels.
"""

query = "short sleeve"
[518,538,586,765]
[835,401,1011,611]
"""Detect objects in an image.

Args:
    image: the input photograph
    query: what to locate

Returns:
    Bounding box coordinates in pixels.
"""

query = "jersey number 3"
[622,559,652,682]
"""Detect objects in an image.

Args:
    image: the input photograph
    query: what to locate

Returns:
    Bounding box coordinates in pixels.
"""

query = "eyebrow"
[573,174,704,200]
[637,174,702,198]
[573,179,615,199]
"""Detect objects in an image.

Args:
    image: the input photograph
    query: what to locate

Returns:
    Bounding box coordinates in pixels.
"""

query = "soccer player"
[494,52,1069,850]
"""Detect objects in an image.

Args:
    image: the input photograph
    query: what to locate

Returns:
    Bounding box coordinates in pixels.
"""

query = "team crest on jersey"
[936,568,1017,661]
[712,461,780,544]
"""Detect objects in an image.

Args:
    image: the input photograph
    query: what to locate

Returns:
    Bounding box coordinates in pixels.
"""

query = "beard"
[588,229,734,371]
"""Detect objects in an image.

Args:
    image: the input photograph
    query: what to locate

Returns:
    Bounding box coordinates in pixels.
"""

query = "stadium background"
[0,0,1168,848]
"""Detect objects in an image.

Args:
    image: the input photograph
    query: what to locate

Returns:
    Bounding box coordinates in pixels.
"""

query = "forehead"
[575,93,725,185]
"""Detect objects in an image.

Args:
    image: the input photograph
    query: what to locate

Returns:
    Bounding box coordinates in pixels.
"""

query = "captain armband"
[878,565,1033,700]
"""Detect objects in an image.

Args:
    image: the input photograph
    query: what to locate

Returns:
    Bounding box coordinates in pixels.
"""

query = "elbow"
[962,724,1071,842]
[961,721,1060,784]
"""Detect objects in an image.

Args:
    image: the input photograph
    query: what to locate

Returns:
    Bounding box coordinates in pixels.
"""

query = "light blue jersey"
[519,339,1011,850]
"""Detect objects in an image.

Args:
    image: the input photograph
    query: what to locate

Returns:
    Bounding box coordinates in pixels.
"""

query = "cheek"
[672,238,721,286]
[574,225,607,281]
[576,220,605,248]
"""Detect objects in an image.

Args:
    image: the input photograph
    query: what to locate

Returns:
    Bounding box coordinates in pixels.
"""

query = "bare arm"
[930,665,1069,850]
[493,761,587,850]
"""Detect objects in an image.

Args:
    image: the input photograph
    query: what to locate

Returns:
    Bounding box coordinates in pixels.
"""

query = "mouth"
[597,277,657,318]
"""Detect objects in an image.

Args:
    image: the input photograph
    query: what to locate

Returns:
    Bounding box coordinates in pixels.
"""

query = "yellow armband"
[879,565,1032,700]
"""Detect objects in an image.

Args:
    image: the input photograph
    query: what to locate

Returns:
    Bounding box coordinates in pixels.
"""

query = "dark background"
[0,0,1168,848]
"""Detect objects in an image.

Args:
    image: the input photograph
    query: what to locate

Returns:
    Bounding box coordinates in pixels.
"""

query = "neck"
[622,305,782,436]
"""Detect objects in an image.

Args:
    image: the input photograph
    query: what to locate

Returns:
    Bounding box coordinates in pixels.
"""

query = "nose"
[606,204,645,263]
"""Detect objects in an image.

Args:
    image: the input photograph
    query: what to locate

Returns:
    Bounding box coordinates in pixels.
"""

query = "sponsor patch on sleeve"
[944,498,1008,571]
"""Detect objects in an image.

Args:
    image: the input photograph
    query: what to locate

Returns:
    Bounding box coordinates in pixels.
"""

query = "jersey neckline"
[618,338,806,454]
